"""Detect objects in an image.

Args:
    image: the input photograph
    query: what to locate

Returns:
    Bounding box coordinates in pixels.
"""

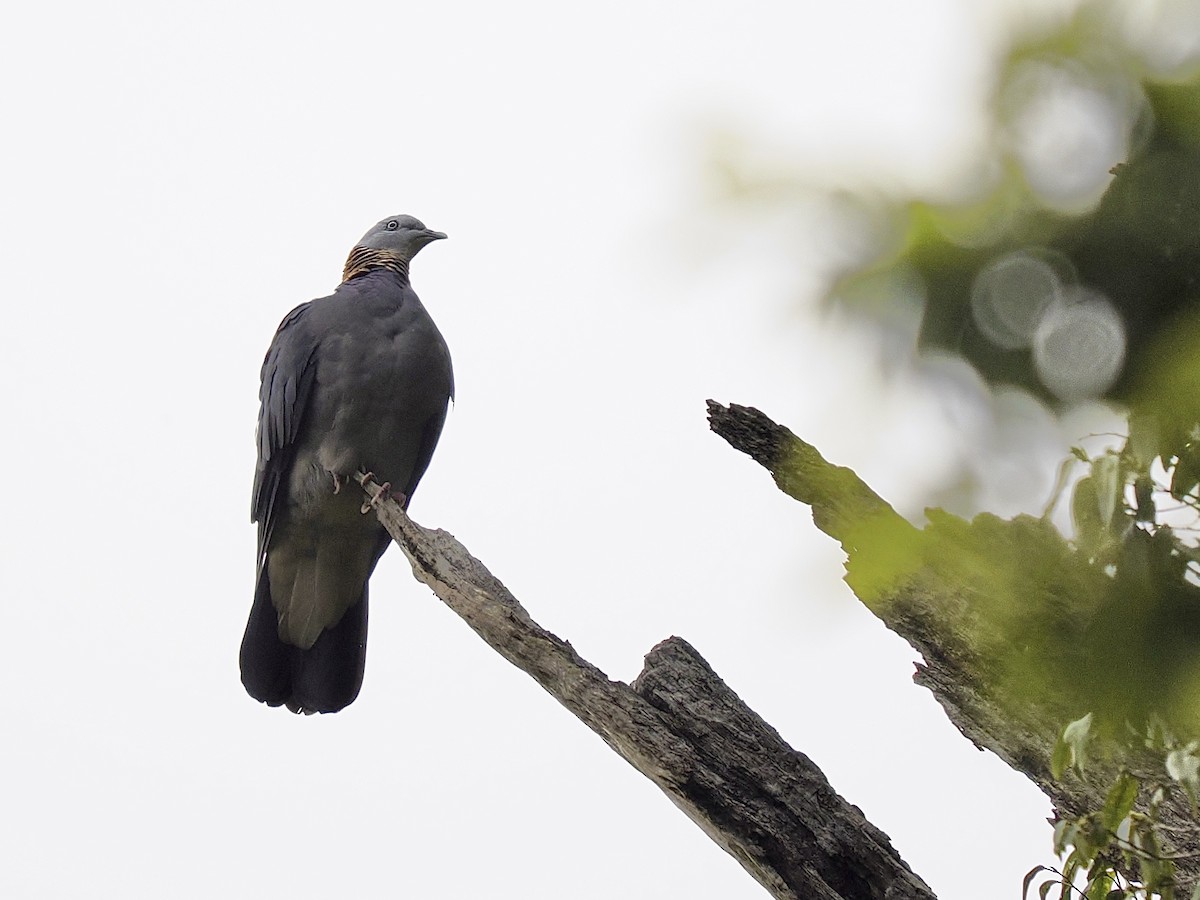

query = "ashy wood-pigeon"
[240,214,454,714]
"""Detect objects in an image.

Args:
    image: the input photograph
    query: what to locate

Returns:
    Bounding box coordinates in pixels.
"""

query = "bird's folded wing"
[251,302,319,560]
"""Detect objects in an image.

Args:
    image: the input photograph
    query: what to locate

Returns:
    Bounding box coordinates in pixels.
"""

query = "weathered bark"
[705,401,1198,893]
[356,473,936,900]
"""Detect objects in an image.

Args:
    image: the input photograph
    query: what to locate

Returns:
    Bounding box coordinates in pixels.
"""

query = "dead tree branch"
[355,472,936,900]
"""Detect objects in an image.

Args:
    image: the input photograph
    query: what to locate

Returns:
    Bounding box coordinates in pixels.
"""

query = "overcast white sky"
[1,1,1156,897]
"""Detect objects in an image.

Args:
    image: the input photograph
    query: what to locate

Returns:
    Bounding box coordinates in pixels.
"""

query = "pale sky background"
[1,1,1170,897]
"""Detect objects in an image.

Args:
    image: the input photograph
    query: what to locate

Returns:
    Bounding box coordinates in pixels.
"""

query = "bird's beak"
[424,230,448,241]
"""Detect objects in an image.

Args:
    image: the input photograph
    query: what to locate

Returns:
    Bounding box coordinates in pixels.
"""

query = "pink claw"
[359,472,399,513]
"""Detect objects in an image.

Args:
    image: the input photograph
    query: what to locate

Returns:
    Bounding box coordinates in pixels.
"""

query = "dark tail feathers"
[239,569,368,714]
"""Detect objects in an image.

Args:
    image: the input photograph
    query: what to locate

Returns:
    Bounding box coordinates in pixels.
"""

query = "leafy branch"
[707,401,1200,896]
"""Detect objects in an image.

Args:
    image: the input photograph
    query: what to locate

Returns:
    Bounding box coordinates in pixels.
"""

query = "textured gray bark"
[704,401,1198,894]
[356,473,936,900]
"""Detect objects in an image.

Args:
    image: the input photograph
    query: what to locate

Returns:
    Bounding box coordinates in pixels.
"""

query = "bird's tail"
[239,567,369,714]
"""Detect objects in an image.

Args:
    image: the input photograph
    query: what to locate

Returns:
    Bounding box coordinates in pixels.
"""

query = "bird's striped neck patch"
[341,246,409,283]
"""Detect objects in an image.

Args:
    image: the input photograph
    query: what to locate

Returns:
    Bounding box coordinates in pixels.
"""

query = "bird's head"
[342,214,447,283]
[356,215,447,261]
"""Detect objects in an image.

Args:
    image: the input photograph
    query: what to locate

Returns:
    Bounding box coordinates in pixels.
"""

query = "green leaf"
[1129,411,1160,468]
[1165,745,1197,782]
[1084,867,1113,900]
[1070,832,1095,868]
[1114,813,1132,847]
[1166,746,1200,811]
[1092,454,1122,529]
[1056,713,1094,776]
[1146,715,1174,751]
[1024,865,1050,900]
[1151,785,1167,809]
[1053,818,1077,855]
[1044,453,1081,518]
[1072,476,1102,549]
[1133,473,1156,523]
[1171,452,1200,500]
[1135,820,1169,891]
[1101,771,1139,832]
[1063,712,1093,747]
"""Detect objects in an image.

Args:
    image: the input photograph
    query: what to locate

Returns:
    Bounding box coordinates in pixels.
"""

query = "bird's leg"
[331,473,345,494]
[359,472,405,513]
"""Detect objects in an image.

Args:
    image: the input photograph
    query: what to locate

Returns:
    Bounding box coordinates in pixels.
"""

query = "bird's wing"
[401,405,449,506]
[400,328,454,505]
[251,302,319,560]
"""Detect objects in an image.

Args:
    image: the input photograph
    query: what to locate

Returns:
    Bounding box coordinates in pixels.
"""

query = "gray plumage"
[240,214,454,714]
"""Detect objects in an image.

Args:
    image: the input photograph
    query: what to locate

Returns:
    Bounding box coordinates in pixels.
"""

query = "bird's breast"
[289,301,451,507]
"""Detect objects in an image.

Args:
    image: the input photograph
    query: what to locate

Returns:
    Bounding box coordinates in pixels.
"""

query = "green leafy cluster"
[1024,715,1200,900]
[838,442,1200,736]
[1053,429,1200,734]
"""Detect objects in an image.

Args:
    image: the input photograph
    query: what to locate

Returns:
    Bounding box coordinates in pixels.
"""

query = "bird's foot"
[359,472,403,513]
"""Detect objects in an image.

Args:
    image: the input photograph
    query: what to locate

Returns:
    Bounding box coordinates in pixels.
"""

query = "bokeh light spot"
[1113,0,1200,75]
[1002,59,1148,212]
[1033,287,1127,402]
[970,250,1062,350]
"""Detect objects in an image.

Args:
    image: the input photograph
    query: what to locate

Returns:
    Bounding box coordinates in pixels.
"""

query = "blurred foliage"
[819,3,1200,735]
[767,2,1200,895]
[839,453,1200,737]
[838,23,1200,432]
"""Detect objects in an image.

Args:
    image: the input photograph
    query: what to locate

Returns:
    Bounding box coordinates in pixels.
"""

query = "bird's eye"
[386,220,399,231]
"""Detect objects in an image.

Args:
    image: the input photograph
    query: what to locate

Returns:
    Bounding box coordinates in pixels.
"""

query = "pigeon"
[239,214,454,714]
